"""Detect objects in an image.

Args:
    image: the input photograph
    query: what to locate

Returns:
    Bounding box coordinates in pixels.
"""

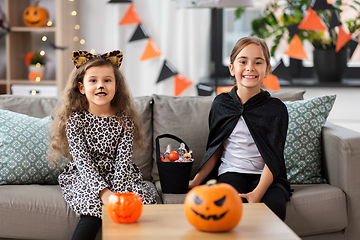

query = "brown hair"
[48,57,145,165]
[230,36,270,68]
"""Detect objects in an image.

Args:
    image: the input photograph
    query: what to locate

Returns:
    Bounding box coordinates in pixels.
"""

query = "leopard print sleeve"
[65,112,109,195]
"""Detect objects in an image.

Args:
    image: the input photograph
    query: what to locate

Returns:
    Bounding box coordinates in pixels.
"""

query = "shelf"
[199,77,360,88]
[11,80,56,84]
[10,26,56,33]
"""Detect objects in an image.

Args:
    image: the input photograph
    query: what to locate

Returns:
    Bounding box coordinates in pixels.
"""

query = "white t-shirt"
[218,116,265,175]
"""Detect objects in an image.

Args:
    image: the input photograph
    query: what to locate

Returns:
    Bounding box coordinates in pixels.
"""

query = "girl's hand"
[239,191,261,203]
[188,180,198,189]
[100,188,113,205]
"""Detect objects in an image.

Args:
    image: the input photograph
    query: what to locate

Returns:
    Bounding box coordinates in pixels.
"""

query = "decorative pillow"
[0,110,63,185]
[284,95,336,184]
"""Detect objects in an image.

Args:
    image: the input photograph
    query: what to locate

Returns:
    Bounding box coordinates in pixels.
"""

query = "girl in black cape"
[189,37,291,221]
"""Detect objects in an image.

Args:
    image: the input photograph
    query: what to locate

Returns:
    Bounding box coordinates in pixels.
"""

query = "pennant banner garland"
[335,25,353,52]
[284,34,308,60]
[298,7,327,31]
[118,2,193,96]
[129,24,149,42]
[119,4,141,25]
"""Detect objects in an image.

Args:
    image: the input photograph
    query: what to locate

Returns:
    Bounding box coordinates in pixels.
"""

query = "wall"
[79,0,211,97]
[284,87,360,133]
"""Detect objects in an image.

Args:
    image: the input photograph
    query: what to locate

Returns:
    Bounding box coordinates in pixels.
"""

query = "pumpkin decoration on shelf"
[23,1,49,27]
[184,179,243,232]
[106,192,143,224]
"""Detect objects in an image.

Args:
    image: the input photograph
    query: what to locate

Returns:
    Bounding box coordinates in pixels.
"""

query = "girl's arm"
[189,145,223,189]
[100,188,113,205]
[239,164,273,203]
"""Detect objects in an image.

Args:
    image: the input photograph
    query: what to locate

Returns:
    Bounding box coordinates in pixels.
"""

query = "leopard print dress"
[58,110,156,219]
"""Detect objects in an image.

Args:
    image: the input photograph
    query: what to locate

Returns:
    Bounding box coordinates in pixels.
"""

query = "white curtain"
[80,0,211,97]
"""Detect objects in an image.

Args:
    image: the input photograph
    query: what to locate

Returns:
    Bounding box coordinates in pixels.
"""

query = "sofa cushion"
[0,185,79,240]
[285,184,347,237]
[132,96,153,182]
[0,95,58,118]
[269,89,305,101]
[151,95,214,181]
[0,110,63,185]
[284,95,336,184]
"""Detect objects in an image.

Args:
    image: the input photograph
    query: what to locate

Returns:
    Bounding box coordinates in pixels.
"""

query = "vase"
[28,64,46,82]
[313,48,349,83]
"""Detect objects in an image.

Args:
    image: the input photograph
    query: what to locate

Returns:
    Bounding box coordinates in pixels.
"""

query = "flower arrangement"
[239,0,360,56]
[23,50,47,67]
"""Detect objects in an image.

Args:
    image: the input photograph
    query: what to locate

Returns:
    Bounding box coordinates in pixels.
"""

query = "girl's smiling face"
[229,43,270,92]
[78,65,116,116]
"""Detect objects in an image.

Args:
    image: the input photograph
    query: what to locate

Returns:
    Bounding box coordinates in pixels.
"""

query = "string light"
[69,0,85,47]
[42,36,47,41]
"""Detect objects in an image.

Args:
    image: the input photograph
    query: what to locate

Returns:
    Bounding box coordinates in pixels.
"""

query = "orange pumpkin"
[106,192,143,223]
[23,2,49,27]
[184,179,242,232]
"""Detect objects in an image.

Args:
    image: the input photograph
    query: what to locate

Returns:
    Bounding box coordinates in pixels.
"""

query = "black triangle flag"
[108,0,131,3]
[129,24,149,42]
[287,24,300,38]
[272,59,292,81]
[157,60,178,83]
[329,10,341,29]
[310,0,334,10]
[197,84,214,96]
[349,38,359,59]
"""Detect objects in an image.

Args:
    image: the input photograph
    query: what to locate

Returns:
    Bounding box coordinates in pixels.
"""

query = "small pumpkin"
[23,1,49,27]
[184,179,242,232]
[106,192,143,223]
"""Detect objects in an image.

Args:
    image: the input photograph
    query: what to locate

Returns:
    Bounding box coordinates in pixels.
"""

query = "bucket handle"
[155,134,190,162]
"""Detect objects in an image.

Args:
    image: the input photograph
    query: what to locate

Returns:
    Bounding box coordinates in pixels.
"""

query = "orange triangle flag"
[217,86,233,94]
[140,39,161,61]
[284,34,308,60]
[298,7,327,31]
[335,25,353,52]
[174,74,192,96]
[119,4,141,25]
[263,74,280,91]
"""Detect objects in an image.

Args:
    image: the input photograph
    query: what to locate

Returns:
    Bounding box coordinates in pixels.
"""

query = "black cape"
[198,87,291,197]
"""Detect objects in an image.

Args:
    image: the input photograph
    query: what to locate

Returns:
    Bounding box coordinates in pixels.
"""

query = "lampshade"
[174,0,254,8]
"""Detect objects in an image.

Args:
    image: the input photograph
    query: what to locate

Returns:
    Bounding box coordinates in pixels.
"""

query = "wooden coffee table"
[103,203,300,240]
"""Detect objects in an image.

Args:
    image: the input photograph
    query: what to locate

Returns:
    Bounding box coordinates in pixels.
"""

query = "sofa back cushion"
[132,96,153,181]
[150,89,306,182]
[151,94,214,181]
[0,95,58,118]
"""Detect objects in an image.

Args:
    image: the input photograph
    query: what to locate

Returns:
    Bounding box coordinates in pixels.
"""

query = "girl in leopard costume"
[48,50,156,240]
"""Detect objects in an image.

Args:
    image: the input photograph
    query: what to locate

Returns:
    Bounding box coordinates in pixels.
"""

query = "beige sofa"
[0,91,359,240]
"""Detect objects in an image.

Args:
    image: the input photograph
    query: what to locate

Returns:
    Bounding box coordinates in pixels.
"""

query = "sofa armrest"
[322,122,360,239]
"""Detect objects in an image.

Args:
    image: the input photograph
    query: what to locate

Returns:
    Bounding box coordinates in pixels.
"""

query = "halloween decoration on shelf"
[184,179,243,232]
[22,51,48,82]
[106,192,143,223]
[23,1,49,27]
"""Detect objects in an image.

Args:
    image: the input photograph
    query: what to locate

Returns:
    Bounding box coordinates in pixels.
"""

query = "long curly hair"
[48,57,145,165]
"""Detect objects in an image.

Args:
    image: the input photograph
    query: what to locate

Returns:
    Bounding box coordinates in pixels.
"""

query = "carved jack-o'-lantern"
[184,180,243,232]
[106,192,143,223]
[23,1,49,27]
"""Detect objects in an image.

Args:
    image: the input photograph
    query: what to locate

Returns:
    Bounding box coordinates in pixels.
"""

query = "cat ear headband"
[72,50,123,69]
